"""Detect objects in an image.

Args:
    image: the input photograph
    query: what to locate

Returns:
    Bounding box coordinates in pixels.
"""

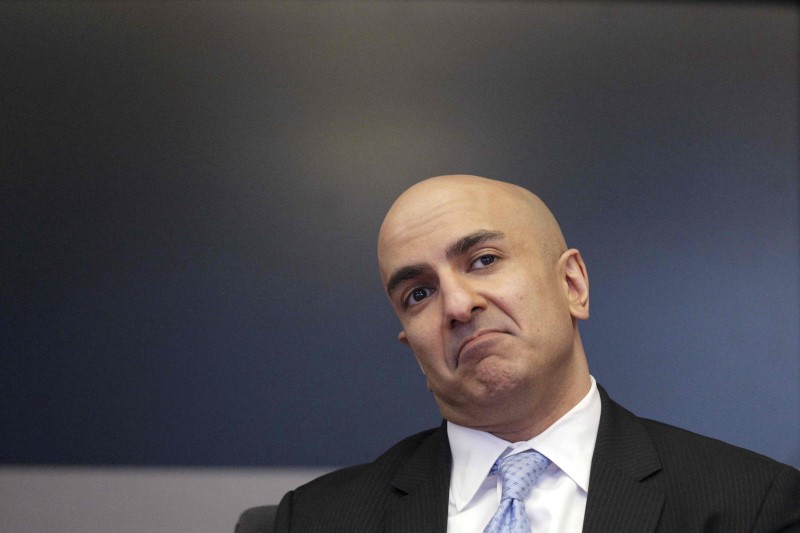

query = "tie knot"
[491,450,551,501]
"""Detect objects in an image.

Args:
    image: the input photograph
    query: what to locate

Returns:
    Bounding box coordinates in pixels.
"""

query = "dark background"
[2,1,798,467]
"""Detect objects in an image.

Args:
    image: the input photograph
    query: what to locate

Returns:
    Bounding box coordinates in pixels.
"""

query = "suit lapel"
[385,422,451,533]
[379,388,666,533]
[582,387,665,533]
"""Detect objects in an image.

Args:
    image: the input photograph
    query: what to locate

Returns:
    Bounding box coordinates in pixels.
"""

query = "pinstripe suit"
[274,386,800,532]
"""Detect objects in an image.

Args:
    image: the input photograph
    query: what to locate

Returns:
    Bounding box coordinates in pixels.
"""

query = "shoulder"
[274,426,448,532]
[290,426,442,495]
[640,416,796,483]
[597,384,796,479]
[642,417,800,529]
[598,388,800,530]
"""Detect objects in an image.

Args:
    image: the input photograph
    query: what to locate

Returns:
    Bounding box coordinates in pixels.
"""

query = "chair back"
[235,505,278,533]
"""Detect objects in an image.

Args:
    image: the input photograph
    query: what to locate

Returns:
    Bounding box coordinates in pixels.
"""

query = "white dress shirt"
[447,377,601,532]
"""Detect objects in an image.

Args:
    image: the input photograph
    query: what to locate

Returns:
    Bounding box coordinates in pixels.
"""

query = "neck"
[490,371,591,442]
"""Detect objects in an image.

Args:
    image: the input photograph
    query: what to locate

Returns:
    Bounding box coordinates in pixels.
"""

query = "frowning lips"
[454,328,506,366]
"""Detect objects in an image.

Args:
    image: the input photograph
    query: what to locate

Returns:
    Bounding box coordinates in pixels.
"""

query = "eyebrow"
[385,230,505,297]
[445,230,505,260]
[386,264,430,297]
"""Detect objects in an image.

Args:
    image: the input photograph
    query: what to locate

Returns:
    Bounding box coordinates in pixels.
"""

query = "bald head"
[378,175,567,288]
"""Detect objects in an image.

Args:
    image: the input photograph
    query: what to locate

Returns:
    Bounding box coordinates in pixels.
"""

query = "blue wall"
[2,2,798,467]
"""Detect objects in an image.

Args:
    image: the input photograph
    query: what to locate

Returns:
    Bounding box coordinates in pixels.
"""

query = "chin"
[473,355,521,388]
[434,363,526,415]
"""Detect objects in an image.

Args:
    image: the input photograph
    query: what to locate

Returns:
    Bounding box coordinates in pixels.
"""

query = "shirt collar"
[447,376,601,511]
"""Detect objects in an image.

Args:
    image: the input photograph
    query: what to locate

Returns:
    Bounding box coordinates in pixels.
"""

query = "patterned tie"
[482,450,551,533]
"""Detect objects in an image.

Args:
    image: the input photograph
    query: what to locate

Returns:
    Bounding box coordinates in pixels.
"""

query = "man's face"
[378,177,588,433]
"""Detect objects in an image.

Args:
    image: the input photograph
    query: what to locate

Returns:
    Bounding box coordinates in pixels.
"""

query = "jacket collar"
[382,386,667,533]
[386,421,451,533]
[582,385,665,532]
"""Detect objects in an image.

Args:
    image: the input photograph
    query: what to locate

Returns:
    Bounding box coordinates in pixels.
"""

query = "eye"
[404,287,434,307]
[470,254,497,270]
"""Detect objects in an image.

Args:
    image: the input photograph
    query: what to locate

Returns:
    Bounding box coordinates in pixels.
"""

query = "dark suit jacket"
[274,387,800,532]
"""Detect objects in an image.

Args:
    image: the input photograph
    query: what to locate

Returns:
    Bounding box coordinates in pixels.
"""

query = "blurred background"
[2,1,798,531]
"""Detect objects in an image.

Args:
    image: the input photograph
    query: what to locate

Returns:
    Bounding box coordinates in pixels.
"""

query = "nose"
[440,272,487,328]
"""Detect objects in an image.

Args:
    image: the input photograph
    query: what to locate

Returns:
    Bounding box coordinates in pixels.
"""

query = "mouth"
[456,329,504,365]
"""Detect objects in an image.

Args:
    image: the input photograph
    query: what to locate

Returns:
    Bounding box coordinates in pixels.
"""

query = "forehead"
[378,184,528,280]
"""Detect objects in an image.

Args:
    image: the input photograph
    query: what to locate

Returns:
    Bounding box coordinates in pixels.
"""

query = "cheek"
[404,321,448,369]
[403,322,434,354]
[501,279,566,337]
[500,278,540,315]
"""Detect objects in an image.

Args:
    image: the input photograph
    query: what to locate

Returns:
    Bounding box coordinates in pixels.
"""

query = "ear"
[560,248,589,320]
[398,330,428,377]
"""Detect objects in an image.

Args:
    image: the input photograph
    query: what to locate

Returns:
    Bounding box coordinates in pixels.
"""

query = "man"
[271,175,800,532]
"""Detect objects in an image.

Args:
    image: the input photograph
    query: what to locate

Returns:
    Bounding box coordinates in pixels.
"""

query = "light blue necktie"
[482,450,551,533]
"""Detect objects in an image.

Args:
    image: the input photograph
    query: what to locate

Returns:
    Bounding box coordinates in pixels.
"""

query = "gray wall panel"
[2,2,798,468]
